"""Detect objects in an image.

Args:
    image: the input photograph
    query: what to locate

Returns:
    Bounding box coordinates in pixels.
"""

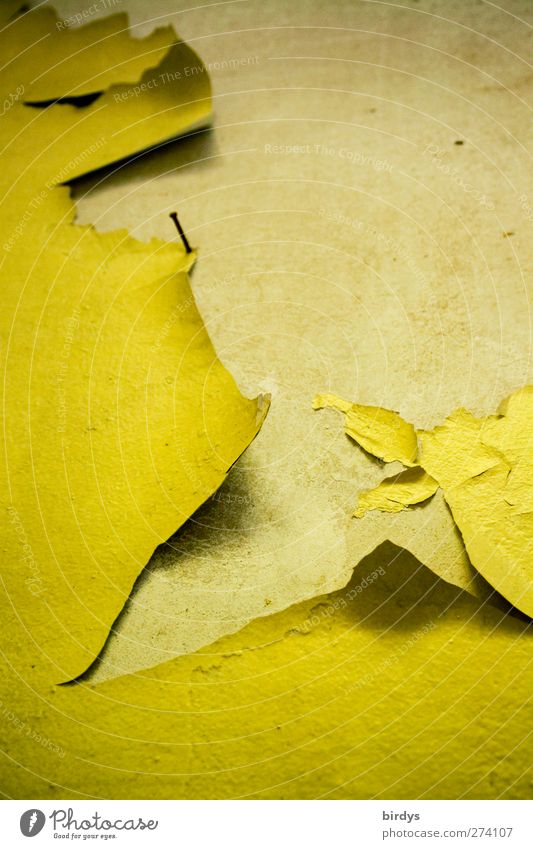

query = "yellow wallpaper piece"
[2,11,212,183]
[0,1,21,25]
[313,393,418,466]
[478,386,533,514]
[418,409,500,490]
[0,543,530,799]
[349,490,498,603]
[319,388,532,617]
[312,396,495,597]
[354,467,439,518]
[0,5,267,686]
[419,388,533,618]
[15,12,176,101]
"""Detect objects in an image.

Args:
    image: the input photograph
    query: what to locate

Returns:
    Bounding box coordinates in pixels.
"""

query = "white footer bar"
[1,799,531,848]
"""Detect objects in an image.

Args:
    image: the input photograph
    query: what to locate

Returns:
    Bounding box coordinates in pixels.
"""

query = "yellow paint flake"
[0,4,267,686]
[317,387,533,617]
[481,386,533,514]
[0,1,528,806]
[419,389,533,617]
[418,408,500,489]
[313,393,418,466]
[354,466,438,518]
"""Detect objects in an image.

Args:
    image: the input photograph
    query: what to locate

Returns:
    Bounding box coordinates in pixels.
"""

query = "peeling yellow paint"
[0,544,530,799]
[419,389,533,617]
[13,12,176,101]
[354,467,438,518]
[318,388,533,617]
[313,393,418,466]
[0,4,267,686]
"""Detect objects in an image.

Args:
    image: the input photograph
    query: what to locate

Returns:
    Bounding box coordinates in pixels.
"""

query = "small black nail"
[169,211,192,254]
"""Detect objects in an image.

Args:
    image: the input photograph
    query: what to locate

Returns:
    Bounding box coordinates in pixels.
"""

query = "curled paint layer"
[418,388,533,617]
[0,542,530,799]
[0,4,268,685]
[354,466,438,518]
[315,389,533,617]
[313,393,418,466]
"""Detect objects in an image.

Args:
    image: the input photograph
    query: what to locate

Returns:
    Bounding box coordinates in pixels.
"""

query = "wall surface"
[9,0,531,799]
